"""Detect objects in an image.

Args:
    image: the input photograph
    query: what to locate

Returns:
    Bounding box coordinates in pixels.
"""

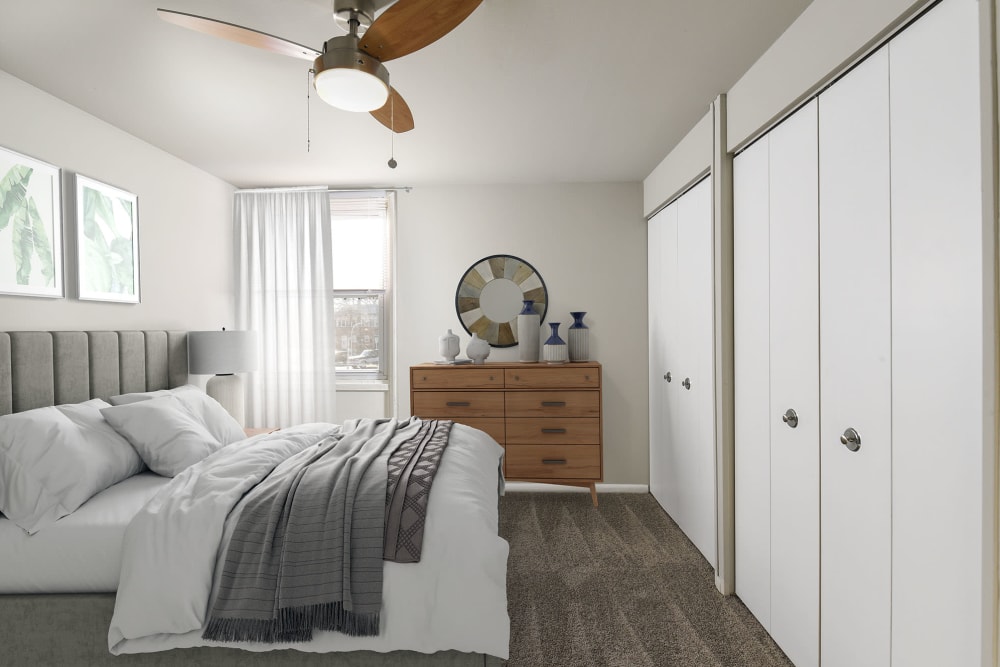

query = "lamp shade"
[188,330,258,375]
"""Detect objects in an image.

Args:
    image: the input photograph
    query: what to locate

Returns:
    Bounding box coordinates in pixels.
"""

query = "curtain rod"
[234,186,413,194]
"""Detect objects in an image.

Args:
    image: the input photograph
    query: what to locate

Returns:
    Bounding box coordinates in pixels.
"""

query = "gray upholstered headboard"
[0,331,189,416]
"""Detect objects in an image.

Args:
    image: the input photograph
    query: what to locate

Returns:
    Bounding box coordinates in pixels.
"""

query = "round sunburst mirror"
[455,254,548,347]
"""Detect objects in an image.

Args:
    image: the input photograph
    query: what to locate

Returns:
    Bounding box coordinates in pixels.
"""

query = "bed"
[0,330,508,666]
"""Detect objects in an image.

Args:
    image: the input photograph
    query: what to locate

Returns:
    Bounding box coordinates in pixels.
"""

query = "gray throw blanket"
[202,418,420,643]
[202,417,454,644]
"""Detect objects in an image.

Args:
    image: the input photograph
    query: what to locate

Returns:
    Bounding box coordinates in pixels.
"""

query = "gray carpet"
[499,492,794,667]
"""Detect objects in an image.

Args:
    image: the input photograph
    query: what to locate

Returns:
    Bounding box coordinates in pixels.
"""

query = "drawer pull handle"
[541,428,567,434]
[541,401,567,407]
[446,401,471,407]
[542,459,567,465]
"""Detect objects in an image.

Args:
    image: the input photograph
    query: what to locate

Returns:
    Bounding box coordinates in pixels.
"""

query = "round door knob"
[681,377,691,390]
[664,371,672,382]
[840,427,861,452]
[782,409,799,428]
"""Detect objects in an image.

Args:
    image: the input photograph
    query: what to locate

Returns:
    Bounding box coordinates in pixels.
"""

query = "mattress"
[0,472,170,593]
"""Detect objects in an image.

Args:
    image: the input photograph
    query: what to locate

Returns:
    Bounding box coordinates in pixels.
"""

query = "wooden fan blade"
[359,0,482,62]
[156,9,321,61]
[370,87,414,133]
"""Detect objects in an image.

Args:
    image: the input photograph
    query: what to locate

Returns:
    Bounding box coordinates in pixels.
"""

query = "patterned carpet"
[498,492,794,667]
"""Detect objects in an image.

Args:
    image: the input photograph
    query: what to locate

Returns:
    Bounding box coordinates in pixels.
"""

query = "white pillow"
[0,399,145,534]
[100,396,229,477]
[109,385,245,445]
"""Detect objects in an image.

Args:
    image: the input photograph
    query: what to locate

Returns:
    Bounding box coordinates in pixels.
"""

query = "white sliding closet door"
[889,0,984,663]
[648,177,716,569]
[767,100,819,667]
[674,177,716,566]
[733,136,771,628]
[648,201,678,509]
[818,46,892,667]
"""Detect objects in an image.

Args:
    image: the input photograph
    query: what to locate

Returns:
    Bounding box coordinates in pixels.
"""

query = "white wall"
[643,111,713,218]
[726,0,926,151]
[394,183,649,485]
[0,70,235,331]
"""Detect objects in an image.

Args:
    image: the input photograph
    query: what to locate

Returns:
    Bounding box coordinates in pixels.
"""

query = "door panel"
[768,99,819,667]
[648,202,678,508]
[818,46,891,667]
[889,0,984,663]
[675,176,716,567]
[733,136,771,628]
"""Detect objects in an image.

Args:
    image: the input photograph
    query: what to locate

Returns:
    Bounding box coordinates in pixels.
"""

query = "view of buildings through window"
[331,192,391,379]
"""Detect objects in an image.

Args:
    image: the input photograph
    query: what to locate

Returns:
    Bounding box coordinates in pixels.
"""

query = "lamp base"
[206,374,245,426]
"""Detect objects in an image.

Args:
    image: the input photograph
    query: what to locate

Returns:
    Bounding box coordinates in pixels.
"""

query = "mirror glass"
[456,254,547,347]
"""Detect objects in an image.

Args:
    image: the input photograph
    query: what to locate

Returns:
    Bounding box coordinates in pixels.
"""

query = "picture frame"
[0,146,63,298]
[75,174,139,303]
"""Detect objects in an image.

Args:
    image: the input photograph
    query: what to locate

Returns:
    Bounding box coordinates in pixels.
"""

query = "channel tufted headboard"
[0,331,189,416]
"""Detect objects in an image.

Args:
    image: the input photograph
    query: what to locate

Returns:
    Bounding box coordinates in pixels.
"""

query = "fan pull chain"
[306,69,315,153]
[387,92,397,169]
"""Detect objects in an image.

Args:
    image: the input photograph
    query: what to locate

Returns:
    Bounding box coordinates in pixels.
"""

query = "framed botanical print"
[0,146,63,298]
[76,174,139,303]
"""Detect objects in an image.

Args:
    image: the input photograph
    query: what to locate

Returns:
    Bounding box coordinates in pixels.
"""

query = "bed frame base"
[1,594,502,666]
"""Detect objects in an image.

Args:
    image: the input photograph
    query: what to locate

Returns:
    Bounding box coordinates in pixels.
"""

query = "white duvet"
[108,421,510,659]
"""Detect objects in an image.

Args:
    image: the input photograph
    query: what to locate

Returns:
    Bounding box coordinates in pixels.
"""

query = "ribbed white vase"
[542,322,568,364]
[568,311,589,362]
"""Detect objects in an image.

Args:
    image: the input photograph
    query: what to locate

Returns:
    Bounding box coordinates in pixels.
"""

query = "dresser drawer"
[505,444,601,480]
[505,391,600,417]
[411,368,503,389]
[412,391,505,417]
[505,366,600,389]
[505,418,600,445]
[450,417,505,445]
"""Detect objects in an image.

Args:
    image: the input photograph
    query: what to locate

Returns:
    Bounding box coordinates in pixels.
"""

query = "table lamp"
[187,329,258,425]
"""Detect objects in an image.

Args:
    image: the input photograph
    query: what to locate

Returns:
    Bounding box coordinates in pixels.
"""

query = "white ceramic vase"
[467,332,490,365]
[439,329,460,362]
[517,300,540,362]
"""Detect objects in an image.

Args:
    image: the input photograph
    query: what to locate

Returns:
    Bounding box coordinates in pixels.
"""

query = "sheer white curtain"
[235,188,337,427]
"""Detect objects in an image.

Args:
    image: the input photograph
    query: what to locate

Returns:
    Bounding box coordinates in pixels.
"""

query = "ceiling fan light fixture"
[313,38,389,112]
[314,67,388,112]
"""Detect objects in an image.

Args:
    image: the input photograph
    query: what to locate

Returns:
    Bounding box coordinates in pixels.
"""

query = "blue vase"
[568,311,589,362]
[543,322,568,364]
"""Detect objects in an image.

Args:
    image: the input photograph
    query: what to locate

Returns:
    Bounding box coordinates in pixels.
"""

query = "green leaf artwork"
[77,176,137,302]
[0,164,54,287]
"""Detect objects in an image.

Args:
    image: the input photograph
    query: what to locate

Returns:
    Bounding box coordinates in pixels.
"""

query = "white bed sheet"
[0,472,170,593]
[109,421,510,659]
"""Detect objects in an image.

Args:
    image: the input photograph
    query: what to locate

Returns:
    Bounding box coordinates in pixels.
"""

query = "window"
[331,192,392,381]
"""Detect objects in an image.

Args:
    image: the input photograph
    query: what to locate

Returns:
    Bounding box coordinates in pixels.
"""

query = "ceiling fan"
[157,0,483,133]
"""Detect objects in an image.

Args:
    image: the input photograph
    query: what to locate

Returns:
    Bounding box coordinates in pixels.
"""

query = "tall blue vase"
[568,311,589,362]
[543,322,568,364]
[517,300,540,362]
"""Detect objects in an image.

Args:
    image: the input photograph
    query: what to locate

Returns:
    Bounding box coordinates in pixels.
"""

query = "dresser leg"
[589,483,598,507]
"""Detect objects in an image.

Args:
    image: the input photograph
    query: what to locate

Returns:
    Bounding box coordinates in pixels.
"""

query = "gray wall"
[0,70,236,331]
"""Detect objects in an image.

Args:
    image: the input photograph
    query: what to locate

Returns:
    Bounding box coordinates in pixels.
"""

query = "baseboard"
[504,482,649,494]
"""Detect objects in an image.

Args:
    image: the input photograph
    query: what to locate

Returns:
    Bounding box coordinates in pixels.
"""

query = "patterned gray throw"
[384,419,453,562]
[202,418,450,643]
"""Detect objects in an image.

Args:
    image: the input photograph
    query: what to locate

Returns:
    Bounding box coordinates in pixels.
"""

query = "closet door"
[733,136,771,627]
[768,99,819,667]
[818,47,891,667]
[648,202,678,510]
[674,176,716,566]
[889,0,984,663]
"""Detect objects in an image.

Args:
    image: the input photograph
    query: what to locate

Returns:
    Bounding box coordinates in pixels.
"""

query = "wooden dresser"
[409,361,602,505]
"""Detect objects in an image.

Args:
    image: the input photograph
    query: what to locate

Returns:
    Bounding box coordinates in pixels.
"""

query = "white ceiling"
[0,0,811,188]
